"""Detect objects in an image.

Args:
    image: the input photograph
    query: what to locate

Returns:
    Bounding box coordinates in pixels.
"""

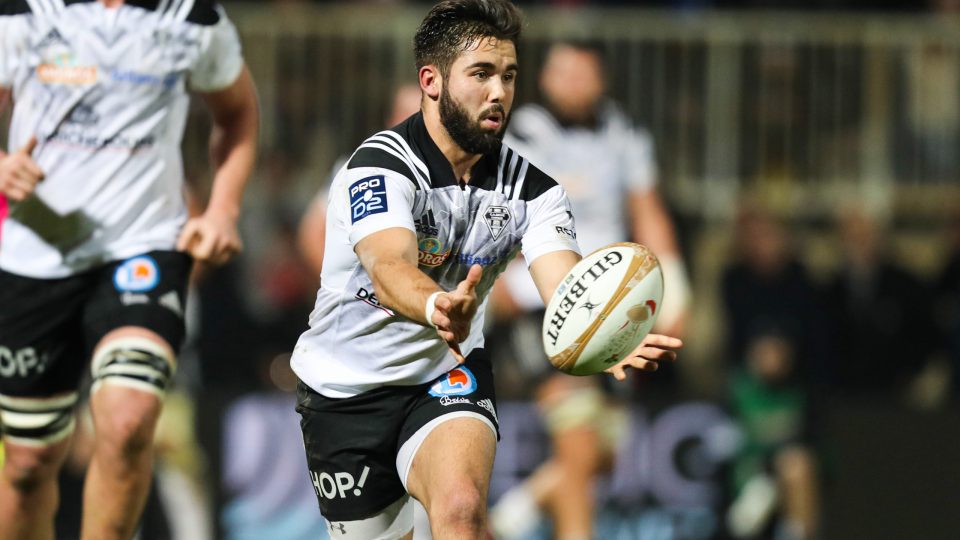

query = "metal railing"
[4,5,958,220]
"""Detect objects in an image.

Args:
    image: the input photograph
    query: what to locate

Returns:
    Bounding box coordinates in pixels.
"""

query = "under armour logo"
[329,522,346,535]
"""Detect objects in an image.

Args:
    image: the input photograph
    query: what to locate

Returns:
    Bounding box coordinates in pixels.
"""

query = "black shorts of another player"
[0,250,190,398]
[297,351,500,522]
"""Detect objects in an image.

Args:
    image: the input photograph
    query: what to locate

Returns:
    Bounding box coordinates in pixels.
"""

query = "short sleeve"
[328,168,417,246]
[188,6,244,92]
[521,184,581,265]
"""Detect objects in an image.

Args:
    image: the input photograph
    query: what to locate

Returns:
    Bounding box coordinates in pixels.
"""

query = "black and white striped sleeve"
[187,1,244,92]
[520,173,581,265]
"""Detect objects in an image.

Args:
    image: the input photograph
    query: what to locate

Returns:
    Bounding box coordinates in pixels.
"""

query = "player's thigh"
[82,251,190,396]
[296,382,415,540]
[405,415,497,511]
[400,354,500,511]
[0,269,91,447]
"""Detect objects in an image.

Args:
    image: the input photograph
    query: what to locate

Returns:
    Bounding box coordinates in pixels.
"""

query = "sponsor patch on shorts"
[349,176,388,223]
[113,256,160,292]
[428,366,478,397]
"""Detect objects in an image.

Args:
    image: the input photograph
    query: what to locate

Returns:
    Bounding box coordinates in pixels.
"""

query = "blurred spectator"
[297,83,422,278]
[489,40,691,540]
[822,207,937,399]
[726,332,820,540]
[720,202,828,387]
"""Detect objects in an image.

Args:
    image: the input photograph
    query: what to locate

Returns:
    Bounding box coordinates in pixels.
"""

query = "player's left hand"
[176,210,242,265]
[605,334,682,381]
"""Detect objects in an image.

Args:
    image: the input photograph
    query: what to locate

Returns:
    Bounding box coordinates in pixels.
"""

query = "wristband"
[425,291,443,329]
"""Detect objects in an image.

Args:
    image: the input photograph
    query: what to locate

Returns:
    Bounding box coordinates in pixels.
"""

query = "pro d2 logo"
[483,206,511,241]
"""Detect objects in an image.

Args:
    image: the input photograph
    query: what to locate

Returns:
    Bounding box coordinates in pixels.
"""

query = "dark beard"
[439,88,507,155]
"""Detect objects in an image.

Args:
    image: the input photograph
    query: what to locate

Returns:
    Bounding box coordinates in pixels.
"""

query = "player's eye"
[474,71,489,80]
[503,72,516,83]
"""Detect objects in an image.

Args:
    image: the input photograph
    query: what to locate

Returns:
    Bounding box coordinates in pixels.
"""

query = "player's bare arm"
[629,189,691,337]
[355,227,482,362]
[176,65,258,265]
[529,248,582,305]
[529,249,682,380]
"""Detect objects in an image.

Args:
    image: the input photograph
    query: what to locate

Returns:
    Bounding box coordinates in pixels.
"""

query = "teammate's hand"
[0,137,44,202]
[431,264,482,363]
[605,333,682,381]
[176,209,242,265]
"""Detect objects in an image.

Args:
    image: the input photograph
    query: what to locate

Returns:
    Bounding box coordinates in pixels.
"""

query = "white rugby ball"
[542,242,664,375]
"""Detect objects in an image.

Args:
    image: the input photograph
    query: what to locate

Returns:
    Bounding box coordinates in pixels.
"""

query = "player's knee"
[2,444,65,495]
[96,404,158,461]
[430,482,486,532]
[91,337,176,398]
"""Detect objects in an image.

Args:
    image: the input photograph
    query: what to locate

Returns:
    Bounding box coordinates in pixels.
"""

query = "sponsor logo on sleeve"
[555,225,577,239]
[349,176,388,223]
[428,366,478,397]
[113,256,160,293]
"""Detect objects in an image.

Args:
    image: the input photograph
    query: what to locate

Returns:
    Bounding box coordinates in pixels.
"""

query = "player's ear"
[419,65,441,101]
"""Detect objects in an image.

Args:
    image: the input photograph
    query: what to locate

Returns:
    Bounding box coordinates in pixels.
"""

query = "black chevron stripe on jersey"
[349,113,559,202]
[0,0,31,15]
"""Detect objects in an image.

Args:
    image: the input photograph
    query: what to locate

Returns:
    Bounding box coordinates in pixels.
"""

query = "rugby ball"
[542,243,663,375]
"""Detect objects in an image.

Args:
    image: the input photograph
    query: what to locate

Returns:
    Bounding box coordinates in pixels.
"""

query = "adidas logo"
[159,291,183,318]
[415,209,439,237]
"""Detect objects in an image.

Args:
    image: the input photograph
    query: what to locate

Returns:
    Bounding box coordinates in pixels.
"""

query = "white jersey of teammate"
[502,101,657,309]
[0,0,243,278]
[291,113,580,398]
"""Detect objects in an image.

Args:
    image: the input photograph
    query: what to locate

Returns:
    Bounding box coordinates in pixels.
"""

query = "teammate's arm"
[628,189,690,337]
[176,66,258,265]
[355,228,482,362]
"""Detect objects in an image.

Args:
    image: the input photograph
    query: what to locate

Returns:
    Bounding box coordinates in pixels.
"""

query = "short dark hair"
[414,0,524,77]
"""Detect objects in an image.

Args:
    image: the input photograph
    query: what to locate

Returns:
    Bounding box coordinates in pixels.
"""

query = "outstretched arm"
[355,227,482,363]
[528,249,682,380]
[177,66,259,265]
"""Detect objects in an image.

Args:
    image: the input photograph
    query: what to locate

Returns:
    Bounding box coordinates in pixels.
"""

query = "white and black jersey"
[502,101,658,309]
[504,101,657,255]
[0,0,244,278]
[291,113,580,398]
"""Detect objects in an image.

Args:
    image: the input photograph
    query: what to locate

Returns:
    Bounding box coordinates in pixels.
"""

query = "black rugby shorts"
[0,250,190,397]
[296,351,500,522]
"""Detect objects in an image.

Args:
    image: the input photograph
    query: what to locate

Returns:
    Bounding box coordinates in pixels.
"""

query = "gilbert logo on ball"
[542,243,664,375]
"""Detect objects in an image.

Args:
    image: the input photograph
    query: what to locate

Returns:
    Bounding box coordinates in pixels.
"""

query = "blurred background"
[4,0,960,538]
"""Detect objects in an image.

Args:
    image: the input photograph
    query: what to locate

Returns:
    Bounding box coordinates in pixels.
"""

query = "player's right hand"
[0,137,44,202]
[431,264,483,363]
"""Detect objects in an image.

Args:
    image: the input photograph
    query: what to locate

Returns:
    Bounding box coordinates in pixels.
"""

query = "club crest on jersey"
[418,237,450,267]
[349,176,388,223]
[428,366,478,397]
[483,206,511,241]
[113,256,160,293]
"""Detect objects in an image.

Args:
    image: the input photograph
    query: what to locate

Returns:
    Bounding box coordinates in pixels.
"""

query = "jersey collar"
[408,112,501,189]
